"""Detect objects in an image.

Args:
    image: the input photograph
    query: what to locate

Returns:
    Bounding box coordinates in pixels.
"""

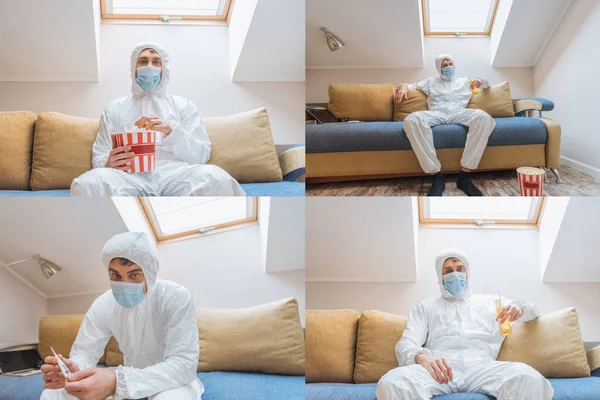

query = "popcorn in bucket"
[517,167,545,196]
[111,131,157,173]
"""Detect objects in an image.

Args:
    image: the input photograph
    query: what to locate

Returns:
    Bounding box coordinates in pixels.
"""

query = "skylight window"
[101,0,233,23]
[141,197,257,241]
[422,0,500,36]
[419,197,546,227]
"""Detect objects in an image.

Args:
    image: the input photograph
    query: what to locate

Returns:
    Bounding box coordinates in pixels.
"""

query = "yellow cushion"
[196,298,304,375]
[104,337,124,367]
[328,84,395,121]
[306,309,360,383]
[30,112,99,190]
[353,310,407,383]
[468,82,515,117]
[497,308,590,378]
[393,90,429,121]
[0,111,36,190]
[204,108,282,183]
[38,315,106,365]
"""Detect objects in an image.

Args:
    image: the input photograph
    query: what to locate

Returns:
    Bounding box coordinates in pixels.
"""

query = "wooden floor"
[306,166,600,196]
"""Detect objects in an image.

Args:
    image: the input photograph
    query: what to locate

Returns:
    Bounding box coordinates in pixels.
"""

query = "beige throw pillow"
[328,84,395,121]
[196,298,305,375]
[497,307,590,378]
[0,111,36,190]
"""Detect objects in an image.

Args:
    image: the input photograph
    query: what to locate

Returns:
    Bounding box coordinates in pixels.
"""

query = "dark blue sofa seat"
[306,117,548,155]
[0,370,305,400]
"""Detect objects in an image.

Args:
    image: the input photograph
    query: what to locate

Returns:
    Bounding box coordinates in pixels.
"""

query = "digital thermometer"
[50,346,71,376]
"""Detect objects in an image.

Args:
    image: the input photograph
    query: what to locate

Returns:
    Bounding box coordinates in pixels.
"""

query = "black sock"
[456,170,483,196]
[427,172,445,196]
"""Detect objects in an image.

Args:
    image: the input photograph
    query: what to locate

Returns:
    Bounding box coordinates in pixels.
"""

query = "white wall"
[0,24,304,144]
[307,206,600,342]
[0,268,47,344]
[534,0,600,179]
[48,224,306,325]
[306,37,534,102]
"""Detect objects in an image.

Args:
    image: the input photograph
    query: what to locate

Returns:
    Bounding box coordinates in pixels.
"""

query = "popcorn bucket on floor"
[111,131,157,173]
[517,167,545,196]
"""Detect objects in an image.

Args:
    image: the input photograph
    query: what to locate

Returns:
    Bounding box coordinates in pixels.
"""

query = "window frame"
[421,0,500,37]
[139,197,258,242]
[418,197,547,228]
[100,0,235,25]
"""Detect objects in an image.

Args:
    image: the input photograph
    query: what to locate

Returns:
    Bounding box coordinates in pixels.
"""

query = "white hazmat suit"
[40,232,203,400]
[377,249,554,400]
[402,54,496,174]
[71,42,245,196]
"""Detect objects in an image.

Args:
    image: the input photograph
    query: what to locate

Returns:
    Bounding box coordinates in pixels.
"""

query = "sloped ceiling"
[543,197,600,282]
[231,0,305,81]
[0,0,99,81]
[306,0,424,69]
[492,0,572,67]
[306,197,418,282]
[0,198,127,298]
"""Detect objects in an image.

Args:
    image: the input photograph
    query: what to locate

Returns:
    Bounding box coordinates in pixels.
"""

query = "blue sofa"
[0,369,305,400]
[305,97,562,184]
[0,181,305,197]
[306,374,600,400]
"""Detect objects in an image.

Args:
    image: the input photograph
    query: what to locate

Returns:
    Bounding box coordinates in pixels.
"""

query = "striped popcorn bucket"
[517,167,545,196]
[111,131,157,173]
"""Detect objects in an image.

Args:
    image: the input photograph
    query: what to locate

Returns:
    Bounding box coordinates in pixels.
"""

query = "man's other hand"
[41,354,79,389]
[395,86,409,104]
[497,304,523,324]
[135,115,173,136]
[469,79,483,89]
[415,353,454,384]
[65,367,117,400]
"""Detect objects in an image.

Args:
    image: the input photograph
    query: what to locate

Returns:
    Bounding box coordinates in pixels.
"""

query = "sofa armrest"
[279,145,305,182]
[540,117,561,169]
[515,97,554,117]
[588,345,600,377]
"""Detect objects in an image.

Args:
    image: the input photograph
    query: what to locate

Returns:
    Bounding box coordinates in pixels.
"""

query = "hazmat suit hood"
[130,42,170,98]
[435,248,471,299]
[435,53,455,80]
[101,232,159,290]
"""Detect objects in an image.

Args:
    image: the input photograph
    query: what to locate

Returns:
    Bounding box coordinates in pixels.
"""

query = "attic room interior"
[305,0,600,197]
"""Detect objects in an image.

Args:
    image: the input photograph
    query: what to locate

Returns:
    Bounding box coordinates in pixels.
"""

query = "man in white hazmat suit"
[396,54,496,197]
[377,249,553,400]
[70,42,245,196]
[40,232,203,400]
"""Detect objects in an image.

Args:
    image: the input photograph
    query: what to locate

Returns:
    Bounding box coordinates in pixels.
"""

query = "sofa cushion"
[240,181,305,196]
[497,308,590,378]
[393,90,429,121]
[306,309,360,383]
[306,118,548,154]
[468,82,515,117]
[104,337,124,367]
[196,298,305,375]
[197,371,305,400]
[204,108,283,183]
[30,112,99,190]
[0,111,36,190]
[328,84,395,122]
[38,315,106,365]
[354,311,407,383]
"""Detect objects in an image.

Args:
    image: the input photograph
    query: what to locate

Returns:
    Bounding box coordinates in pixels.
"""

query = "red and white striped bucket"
[517,167,545,196]
[111,131,157,173]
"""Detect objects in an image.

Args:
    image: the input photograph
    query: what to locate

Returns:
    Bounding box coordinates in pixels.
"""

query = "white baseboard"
[560,156,600,181]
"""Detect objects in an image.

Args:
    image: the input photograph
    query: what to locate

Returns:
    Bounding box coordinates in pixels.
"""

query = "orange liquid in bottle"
[496,298,512,336]
[469,78,478,95]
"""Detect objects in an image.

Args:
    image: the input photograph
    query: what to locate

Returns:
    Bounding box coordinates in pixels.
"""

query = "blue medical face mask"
[443,271,467,296]
[111,281,145,308]
[441,65,455,79]
[136,66,161,92]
